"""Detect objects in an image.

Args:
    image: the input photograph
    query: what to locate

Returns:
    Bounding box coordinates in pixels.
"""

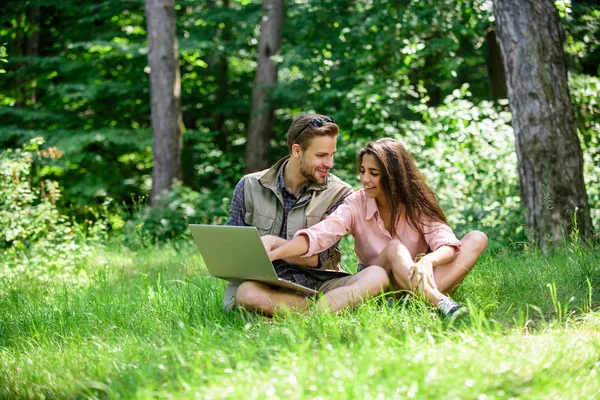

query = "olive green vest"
[243,156,352,271]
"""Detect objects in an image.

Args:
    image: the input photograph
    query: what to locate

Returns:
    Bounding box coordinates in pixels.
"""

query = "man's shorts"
[317,274,354,293]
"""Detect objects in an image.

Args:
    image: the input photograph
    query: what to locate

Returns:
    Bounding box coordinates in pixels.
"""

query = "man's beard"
[299,157,327,184]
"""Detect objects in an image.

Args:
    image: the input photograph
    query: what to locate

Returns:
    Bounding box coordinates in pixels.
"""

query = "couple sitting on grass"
[225,113,488,318]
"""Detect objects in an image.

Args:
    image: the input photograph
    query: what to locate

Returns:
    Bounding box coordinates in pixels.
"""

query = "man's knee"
[235,281,268,309]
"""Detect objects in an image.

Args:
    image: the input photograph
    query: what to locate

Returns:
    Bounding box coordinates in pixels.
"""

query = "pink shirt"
[296,190,461,266]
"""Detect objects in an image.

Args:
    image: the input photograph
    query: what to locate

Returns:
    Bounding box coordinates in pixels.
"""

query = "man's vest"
[243,156,352,271]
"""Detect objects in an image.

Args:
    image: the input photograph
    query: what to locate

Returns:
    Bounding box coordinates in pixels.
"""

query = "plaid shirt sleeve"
[316,187,353,266]
[226,178,247,227]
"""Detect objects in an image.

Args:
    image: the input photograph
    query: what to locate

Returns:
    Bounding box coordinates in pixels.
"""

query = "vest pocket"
[251,214,275,236]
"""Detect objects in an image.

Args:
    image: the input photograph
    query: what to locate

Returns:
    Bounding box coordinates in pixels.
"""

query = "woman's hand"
[261,235,287,252]
[408,258,437,293]
[263,234,311,264]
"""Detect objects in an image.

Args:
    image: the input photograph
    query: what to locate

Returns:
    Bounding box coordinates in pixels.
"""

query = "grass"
[1,240,599,399]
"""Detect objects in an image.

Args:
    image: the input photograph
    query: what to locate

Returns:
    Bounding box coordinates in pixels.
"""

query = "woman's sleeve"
[422,220,462,252]
[295,198,354,257]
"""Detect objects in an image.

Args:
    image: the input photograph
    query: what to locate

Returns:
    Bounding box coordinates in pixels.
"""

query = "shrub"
[570,73,600,236]
[0,138,68,250]
[330,86,525,250]
[0,138,102,288]
[402,86,526,249]
[124,182,232,245]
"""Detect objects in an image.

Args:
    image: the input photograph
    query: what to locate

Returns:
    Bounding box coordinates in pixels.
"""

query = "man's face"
[298,135,337,184]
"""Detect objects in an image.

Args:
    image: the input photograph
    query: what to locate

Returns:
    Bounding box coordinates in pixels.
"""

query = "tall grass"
[1,241,599,399]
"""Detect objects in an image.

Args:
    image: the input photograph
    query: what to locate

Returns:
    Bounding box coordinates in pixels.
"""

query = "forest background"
[2,1,600,397]
[1,0,599,263]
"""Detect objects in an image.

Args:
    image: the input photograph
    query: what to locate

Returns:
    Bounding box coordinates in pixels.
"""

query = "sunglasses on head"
[292,116,336,143]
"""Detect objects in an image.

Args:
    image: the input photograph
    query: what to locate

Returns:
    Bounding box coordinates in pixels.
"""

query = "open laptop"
[190,224,349,295]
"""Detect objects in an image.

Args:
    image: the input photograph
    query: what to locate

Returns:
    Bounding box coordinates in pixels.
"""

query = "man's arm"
[226,178,247,227]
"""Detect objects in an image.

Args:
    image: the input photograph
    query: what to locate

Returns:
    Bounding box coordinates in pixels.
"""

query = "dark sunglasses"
[292,116,336,142]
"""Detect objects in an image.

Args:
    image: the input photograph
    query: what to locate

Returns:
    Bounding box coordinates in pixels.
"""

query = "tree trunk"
[145,0,183,206]
[493,0,593,249]
[244,0,284,173]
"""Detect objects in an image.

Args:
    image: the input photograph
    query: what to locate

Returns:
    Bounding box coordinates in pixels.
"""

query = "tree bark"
[145,0,183,206]
[244,0,284,173]
[493,0,593,249]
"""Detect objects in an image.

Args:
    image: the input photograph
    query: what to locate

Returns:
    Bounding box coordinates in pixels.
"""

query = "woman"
[264,138,488,318]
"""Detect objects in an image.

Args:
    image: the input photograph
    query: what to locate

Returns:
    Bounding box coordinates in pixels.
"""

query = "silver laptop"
[189,224,321,294]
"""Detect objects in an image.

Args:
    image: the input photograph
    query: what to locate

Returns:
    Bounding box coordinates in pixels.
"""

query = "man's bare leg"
[433,230,488,294]
[235,281,309,317]
[236,266,389,316]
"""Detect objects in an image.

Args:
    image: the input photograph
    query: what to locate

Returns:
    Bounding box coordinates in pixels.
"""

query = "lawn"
[1,239,599,399]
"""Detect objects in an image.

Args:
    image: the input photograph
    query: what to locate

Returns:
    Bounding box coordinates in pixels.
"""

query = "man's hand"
[261,235,287,252]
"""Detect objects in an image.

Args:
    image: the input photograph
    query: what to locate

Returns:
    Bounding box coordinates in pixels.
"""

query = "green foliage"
[405,88,525,248]
[126,128,245,244]
[125,183,232,246]
[0,137,112,287]
[0,0,598,247]
[181,129,245,195]
[329,87,524,249]
[562,0,600,76]
[0,0,257,221]
[0,137,68,250]
[0,127,155,219]
[570,73,600,233]
[0,44,6,74]
[275,0,494,129]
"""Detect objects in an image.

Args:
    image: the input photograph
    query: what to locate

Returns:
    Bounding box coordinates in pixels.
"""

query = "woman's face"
[359,154,384,202]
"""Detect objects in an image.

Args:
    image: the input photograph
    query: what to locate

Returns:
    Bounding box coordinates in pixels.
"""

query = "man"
[225,113,389,316]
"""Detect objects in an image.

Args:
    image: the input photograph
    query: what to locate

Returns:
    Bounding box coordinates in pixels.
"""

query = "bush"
[402,86,526,249]
[333,82,599,249]
[0,138,105,288]
[570,73,600,235]
[0,138,70,250]
[124,182,233,245]
[330,86,525,250]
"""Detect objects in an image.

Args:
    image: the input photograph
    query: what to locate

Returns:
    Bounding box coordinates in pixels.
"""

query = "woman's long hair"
[358,138,447,237]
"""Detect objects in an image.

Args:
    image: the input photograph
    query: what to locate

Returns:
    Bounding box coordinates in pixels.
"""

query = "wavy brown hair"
[358,138,447,237]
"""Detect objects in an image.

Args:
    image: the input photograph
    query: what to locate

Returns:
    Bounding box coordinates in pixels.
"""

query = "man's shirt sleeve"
[226,178,247,227]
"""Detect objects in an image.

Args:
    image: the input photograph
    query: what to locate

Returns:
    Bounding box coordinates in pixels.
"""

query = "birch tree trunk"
[145,0,183,206]
[244,0,284,173]
[493,0,593,249]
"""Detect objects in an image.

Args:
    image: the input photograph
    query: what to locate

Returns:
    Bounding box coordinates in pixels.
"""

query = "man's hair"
[287,113,339,152]
[358,138,447,238]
